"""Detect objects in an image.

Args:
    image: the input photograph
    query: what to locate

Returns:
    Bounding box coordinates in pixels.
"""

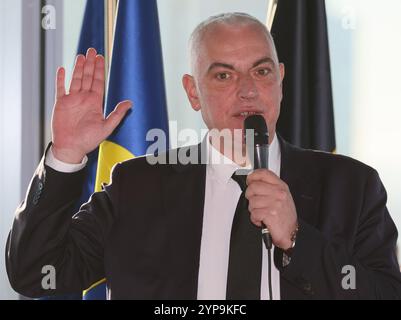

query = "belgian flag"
[271,0,336,152]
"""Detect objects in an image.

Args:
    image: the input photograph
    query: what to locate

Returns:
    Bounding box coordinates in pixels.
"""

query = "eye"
[255,68,271,77]
[216,72,232,81]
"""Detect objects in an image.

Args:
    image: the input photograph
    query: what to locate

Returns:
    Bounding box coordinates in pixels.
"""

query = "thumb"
[103,100,133,137]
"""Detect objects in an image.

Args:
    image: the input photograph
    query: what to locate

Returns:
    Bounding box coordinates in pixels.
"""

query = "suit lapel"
[279,137,321,228]
[161,143,206,299]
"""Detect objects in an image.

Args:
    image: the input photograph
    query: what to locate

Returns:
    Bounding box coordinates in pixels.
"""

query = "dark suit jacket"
[6,138,401,299]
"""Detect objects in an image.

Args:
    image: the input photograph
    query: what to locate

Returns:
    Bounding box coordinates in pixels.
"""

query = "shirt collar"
[205,131,281,184]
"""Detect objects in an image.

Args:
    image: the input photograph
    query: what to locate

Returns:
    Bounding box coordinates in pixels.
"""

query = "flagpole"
[266,0,279,30]
[105,0,118,76]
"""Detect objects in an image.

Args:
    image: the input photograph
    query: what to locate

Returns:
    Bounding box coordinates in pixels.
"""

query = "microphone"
[244,115,273,250]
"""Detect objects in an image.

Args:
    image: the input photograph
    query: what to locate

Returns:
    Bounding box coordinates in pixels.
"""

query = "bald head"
[189,13,279,77]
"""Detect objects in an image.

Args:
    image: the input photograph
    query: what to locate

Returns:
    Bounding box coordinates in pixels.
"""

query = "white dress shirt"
[197,133,281,300]
[45,134,281,300]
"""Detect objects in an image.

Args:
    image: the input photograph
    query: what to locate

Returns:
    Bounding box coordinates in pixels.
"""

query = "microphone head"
[244,115,269,145]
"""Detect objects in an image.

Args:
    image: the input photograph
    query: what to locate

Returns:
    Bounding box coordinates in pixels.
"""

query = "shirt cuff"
[45,146,88,173]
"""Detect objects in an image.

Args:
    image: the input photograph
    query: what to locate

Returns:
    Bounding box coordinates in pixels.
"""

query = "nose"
[237,75,258,100]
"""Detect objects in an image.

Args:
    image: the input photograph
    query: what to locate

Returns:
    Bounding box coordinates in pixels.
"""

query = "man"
[6,13,401,299]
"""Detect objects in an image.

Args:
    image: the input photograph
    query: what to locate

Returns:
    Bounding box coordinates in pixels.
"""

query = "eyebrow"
[207,62,235,73]
[207,57,276,73]
[252,57,275,68]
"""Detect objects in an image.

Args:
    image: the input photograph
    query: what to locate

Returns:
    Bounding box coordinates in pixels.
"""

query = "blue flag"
[83,0,169,300]
[77,0,104,56]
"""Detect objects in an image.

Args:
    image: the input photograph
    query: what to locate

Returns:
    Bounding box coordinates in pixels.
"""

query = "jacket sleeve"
[5,151,121,298]
[276,169,401,299]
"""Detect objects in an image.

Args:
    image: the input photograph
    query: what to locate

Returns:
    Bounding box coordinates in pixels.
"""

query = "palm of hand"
[53,90,105,155]
[51,48,132,163]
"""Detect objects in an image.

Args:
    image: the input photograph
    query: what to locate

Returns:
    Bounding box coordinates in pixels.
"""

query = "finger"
[56,67,66,99]
[91,55,105,97]
[69,55,85,93]
[247,195,273,211]
[246,181,288,199]
[247,169,282,186]
[245,181,273,197]
[250,208,276,225]
[103,100,133,137]
[81,48,97,91]
[249,212,264,228]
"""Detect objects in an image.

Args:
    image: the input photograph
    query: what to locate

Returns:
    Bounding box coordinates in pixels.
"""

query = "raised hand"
[51,48,132,163]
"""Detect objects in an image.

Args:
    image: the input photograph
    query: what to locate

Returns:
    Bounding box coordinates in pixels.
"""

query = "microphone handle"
[254,145,273,250]
[254,144,269,169]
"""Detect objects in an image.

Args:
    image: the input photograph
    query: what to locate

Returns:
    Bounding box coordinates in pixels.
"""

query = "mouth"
[233,110,264,119]
[238,111,261,117]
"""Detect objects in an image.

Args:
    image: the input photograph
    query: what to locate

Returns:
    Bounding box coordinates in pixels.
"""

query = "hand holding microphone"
[244,115,298,251]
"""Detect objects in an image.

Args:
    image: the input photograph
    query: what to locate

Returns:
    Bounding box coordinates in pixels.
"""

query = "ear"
[182,74,201,111]
[278,63,285,100]
[279,63,285,85]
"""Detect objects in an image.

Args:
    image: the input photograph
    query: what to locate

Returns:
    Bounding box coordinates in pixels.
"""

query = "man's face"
[183,23,285,142]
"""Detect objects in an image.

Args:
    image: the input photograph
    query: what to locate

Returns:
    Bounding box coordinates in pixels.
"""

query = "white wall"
[0,0,22,300]
[63,0,86,87]
[326,0,401,253]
